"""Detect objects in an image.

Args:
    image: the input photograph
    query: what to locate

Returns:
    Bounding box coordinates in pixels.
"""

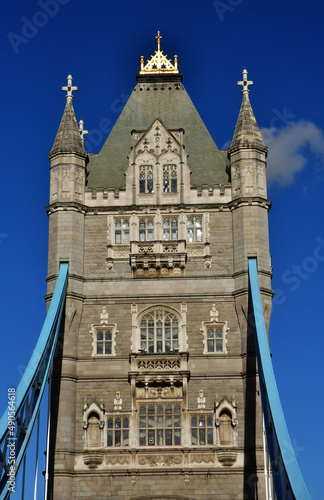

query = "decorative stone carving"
[190,453,215,464]
[137,359,181,370]
[130,241,186,277]
[113,250,129,258]
[136,385,182,399]
[89,312,119,357]
[114,391,122,411]
[216,450,238,467]
[138,245,154,253]
[204,257,212,269]
[187,246,205,256]
[210,304,219,322]
[100,307,109,324]
[83,452,103,469]
[138,195,155,205]
[163,244,178,253]
[106,454,130,466]
[200,306,229,355]
[138,454,182,467]
[130,352,188,373]
[197,390,206,409]
[106,260,114,270]
[75,167,84,184]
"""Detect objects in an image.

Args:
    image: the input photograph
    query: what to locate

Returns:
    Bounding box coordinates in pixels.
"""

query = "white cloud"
[260,121,324,186]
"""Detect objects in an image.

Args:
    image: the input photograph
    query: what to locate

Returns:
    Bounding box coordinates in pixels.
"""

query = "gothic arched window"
[139,165,153,193]
[162,164,177,192]
[140,309,179,353]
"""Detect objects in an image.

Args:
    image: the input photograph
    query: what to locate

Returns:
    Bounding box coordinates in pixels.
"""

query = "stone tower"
[47,34,272,499]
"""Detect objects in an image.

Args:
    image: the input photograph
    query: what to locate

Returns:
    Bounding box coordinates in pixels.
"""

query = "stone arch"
[87,412,100,448]
[219,409,233,446]
[132,304,187,353]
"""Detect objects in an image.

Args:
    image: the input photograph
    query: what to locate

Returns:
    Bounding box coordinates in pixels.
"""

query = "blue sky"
[1,0,323,497]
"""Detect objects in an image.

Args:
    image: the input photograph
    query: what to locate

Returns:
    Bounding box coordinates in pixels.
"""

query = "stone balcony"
[106,239,211,274]
[129,352,190,399]
[130,240,187,277]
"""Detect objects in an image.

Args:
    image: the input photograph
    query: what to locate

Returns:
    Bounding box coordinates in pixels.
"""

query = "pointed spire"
[229,69,267,154]
[48,75,87,159]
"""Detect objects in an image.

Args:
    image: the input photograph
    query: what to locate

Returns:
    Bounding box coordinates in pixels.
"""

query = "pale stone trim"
[131,303,187,353]
[89,306,119,357]
[200,304,229,354]
[215,395,237,446]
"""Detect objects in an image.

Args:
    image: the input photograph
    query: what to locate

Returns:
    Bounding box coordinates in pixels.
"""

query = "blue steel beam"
[248,258,310,500]
[0,263,68,500]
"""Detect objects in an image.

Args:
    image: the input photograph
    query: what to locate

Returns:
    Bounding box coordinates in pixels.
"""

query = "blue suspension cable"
[0,263,68,500]
[248,258,310,500]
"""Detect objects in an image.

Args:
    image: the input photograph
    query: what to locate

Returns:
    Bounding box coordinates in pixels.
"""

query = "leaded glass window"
[139,403,181,446]
[139,218,154,242]
[140,310,179,353]
[107,416,129,447]
[191,414,214,445]
[207,326,224,352]
[163,165,177,192]
[115,218,130,244]
[139,165,153,193]
[187,216,203,242]
[163,217,178,241]
[96,329,112,355]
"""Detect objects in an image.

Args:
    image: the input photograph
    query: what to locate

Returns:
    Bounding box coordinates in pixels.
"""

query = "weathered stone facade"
[47,43,272,499]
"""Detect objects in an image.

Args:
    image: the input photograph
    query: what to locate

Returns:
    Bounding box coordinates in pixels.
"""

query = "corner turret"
[47,75,88,281]
[229,69,272,330]
[48,75,88,206]
[228,70,268,200]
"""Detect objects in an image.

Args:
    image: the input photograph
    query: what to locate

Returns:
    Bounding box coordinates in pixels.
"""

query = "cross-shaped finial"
[62,74,78,99]
[79,119,88,142]
[237,69,253,94]
[156,31,162,51]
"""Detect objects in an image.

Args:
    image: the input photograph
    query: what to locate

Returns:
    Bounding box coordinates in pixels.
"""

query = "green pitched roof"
[87,78,228,189]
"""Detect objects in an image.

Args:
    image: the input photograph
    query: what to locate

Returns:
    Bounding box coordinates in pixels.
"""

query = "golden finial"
[156,31,162,51]
[139,31,179,75]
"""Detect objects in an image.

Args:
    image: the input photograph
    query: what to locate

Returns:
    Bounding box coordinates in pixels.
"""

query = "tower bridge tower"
[47,34,272,499]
